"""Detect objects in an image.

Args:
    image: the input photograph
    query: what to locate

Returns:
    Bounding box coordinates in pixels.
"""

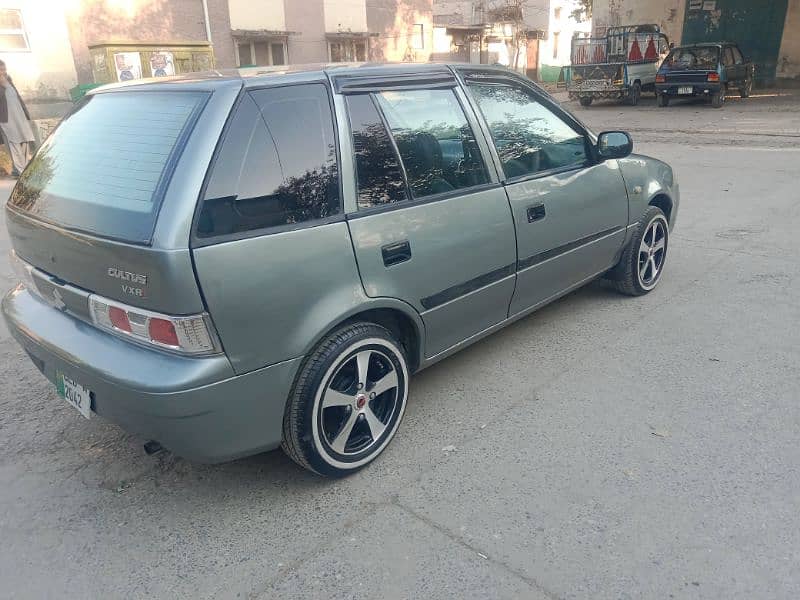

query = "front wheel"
[740,79,752,98]
[657,93,669,107]
[282,322,410,477]
[608,207,670,296]
[579,96,593,107]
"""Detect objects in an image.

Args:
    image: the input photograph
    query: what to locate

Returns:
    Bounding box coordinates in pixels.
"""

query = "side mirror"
[597,131,633,160]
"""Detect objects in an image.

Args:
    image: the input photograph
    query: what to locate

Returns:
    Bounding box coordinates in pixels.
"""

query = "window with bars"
[0,8,29,52]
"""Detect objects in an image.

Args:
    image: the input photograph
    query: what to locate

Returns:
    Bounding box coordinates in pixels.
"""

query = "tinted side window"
[467,82,588,179]
[732,46,744,64]
[374,88,489,198]
[198,84,340,238]
[723,47,735,66]
[346,94,408,210]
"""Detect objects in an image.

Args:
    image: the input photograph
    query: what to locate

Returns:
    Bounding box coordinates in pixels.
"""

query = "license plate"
[678,86,693,95]
[56,372,92,419]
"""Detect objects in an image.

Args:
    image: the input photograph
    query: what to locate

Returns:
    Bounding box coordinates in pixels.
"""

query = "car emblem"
[51,288,66,311]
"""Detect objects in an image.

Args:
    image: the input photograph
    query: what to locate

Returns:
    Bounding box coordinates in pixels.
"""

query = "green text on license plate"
[56,372,92,419]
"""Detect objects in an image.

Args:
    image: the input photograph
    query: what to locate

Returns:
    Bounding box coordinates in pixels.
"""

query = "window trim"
[347,86,495,215]
[0,8,30,53]
[191,81,344,247]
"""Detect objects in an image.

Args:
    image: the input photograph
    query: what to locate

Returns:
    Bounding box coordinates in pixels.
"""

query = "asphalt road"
[1,91,799,600]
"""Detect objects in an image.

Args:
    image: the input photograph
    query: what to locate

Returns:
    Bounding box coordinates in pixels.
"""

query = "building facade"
[593,0,800,85]
[432,0,550,79]
[537,0,592,81]
[1,0,434,113]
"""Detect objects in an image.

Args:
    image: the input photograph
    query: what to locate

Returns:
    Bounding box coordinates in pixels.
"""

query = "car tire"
[608,206,670,296]
[627,82,641,106]
[711,87,725,108]
[740,79,752,98]
[579,96,593,107]
[282,322,409,477]
[657,93,669,107]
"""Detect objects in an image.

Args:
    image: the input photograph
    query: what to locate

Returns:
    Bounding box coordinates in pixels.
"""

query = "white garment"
[1,84,34,173]
[0,84,34,143]
[6,141,29,174]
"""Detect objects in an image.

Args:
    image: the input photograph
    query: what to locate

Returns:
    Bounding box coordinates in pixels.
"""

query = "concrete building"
[537,0,592,81]
[432,0,550,79]
[593,0,800,85]
[1,0,434,116]
[228,0,433,66]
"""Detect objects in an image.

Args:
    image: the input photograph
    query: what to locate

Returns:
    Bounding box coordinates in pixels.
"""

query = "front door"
[341,83,517,358]
[462,75,629,316]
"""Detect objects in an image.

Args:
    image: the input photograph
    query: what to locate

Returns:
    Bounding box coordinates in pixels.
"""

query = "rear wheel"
[657,93,669,107]
[282,322,409,477]
[579,96,593,107]
[740,78,752,98]
[627,82,642,106]
[711,87,726,108]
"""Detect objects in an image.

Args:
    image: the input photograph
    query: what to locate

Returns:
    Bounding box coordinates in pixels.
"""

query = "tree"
[487,0,531,72]
[571,0,592,22]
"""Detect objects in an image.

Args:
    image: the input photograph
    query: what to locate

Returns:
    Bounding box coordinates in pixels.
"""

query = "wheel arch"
[648,193,673,223]
[301,298,425,374]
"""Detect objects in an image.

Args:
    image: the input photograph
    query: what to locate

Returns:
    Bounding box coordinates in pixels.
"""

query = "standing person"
[0,60,35,177]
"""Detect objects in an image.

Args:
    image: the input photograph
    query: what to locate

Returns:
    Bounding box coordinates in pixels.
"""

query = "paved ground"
[0,90,799,600]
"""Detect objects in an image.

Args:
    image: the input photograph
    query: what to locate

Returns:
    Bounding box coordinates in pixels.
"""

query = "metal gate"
[682,0,789,85]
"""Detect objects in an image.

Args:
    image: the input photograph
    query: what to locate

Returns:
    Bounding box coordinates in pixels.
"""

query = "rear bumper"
[657,83,722,97]
[2,287,302,463]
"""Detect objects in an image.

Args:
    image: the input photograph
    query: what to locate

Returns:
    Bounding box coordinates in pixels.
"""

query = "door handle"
[382,240,412,267]
[527,203,546,223]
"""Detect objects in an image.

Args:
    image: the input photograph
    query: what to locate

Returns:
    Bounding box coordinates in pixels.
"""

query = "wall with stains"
[0,0,78,103]
[592,0,686,44]
[367,0,433,62]
[778,0,800,80]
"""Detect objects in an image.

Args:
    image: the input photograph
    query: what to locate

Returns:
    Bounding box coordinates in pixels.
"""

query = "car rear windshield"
[663,47,719,70]
[9,90,207,243]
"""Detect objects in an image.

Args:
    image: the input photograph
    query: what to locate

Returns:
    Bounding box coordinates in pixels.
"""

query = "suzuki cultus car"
[3,64,679,476]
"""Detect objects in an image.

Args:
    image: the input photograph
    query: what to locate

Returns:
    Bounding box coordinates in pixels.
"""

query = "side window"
[374,88,489,199]
[197,83,340,238]
[346,94,409,210]
[467,82,588,179]
[732,46,744,64]
[723,47,735,66]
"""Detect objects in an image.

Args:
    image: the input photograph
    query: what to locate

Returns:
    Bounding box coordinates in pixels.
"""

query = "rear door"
[340,78,517,358]
[191,81,365,374]
[461,72,629,316]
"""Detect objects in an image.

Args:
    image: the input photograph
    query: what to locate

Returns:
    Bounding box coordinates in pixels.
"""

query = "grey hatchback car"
[2,63,678,477]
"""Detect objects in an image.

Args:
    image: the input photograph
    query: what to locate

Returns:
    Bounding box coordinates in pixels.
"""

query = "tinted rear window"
[9,91,207,243]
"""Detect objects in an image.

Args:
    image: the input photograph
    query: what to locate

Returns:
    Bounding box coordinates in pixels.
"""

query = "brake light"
[108,306,132,333]
[89,295,219,355]
[707,72,720,82]
[655,74,665,83]
[148,318,180,347]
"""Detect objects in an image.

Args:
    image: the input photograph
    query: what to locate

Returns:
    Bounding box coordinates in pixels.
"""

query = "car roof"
[88,62,523,95]
[672,42,735,49]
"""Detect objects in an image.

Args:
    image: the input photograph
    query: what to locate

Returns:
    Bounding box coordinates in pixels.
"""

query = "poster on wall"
[114,52,142,81]
[149,51,175,77]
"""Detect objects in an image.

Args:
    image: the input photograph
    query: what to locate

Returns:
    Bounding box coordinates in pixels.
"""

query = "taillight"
[655,74,665,83]
[89,295,219,355]
[108,306,132,333]
[707,72,720,82]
